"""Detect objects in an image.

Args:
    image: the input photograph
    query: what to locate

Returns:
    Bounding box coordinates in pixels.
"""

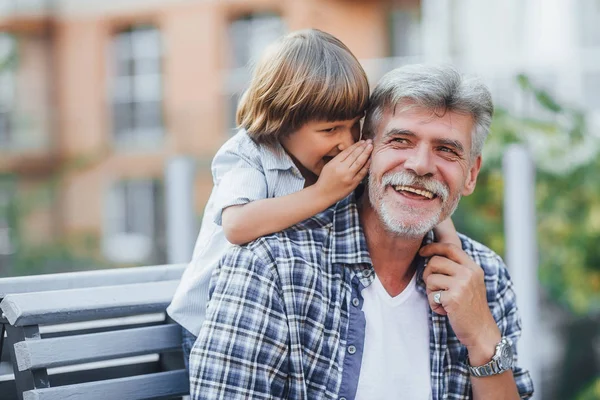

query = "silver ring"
[433,291,443,305]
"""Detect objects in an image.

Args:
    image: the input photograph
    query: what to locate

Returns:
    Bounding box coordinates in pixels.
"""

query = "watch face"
[500,341,514,368]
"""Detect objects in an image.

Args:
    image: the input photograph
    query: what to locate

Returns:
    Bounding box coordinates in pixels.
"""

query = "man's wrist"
[466,327,501,366]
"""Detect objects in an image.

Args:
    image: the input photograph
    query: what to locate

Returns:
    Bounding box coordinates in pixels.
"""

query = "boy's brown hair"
[236,29,370,144]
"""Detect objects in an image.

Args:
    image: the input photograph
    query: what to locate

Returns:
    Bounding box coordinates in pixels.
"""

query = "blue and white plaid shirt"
[189,192,534,399]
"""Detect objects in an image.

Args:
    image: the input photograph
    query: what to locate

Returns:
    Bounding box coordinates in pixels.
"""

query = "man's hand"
[433,218,461,247]
[420,243,501,361]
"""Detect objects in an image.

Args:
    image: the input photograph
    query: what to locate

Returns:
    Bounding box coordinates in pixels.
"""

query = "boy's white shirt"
[167,130,305,336]
[355,272,433,400]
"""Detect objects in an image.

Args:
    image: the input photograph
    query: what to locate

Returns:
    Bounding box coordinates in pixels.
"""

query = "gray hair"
[363,64,493,159]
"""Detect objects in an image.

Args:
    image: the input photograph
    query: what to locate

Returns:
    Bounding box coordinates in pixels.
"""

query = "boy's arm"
[222,185,336,245]
[222,140,372,244]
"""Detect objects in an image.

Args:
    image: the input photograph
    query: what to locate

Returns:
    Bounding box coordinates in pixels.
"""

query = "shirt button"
[340,397,347,400]
[347,345,356,355]
[352,298,359,307]
[363,269,372,278]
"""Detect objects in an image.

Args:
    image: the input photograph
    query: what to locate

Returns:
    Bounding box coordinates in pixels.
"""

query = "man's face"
[367,105,482,238]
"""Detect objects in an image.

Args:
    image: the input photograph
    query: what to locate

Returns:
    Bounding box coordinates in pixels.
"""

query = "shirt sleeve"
[493,256,535,399]
[188,245,290,400]
[211,143,268,225]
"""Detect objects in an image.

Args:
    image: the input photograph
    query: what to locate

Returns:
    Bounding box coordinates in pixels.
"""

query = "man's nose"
[404,147,435,177]
[336,129,356,151]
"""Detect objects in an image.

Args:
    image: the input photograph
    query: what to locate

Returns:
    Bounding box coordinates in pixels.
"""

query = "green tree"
[456,74,600,315]
[454,75,600,398]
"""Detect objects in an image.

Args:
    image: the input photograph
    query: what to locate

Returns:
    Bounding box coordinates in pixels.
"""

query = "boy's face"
[280,117,362,179]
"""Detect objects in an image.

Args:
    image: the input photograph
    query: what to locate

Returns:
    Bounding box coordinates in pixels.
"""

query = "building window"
[226,13,286,131]
[389,6,421,58]
[111,26,163,150]
[103,179,166,264]
[0,34,16,149]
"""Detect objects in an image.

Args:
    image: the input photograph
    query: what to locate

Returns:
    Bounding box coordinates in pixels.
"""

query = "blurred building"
[1,1,600,397]
[0,0,418,268]
[0,0,599,269]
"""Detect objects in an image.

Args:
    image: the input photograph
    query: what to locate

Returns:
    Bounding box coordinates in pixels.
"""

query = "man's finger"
[427,290,448,316]
[433,218,461,247]
[424,272,454,292]
[422,255,459,283]
[419,242,471,267]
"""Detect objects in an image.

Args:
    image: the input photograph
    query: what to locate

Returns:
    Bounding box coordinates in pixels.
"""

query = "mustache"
[381,171,449,202]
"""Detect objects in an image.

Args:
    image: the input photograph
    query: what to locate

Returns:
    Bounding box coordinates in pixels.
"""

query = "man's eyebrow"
[382,128,466,154]
[382,128,415,139]
[435,138,465,154]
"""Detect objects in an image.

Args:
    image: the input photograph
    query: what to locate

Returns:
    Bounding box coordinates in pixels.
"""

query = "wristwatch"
[468,337,514,377]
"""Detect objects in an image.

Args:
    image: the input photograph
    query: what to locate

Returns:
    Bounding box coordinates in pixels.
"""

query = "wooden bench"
[0,264,189,400]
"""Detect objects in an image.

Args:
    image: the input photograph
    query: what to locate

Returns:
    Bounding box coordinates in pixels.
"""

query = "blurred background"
[0,0,598,398]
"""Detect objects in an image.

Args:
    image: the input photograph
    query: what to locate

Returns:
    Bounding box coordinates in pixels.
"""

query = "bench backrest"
[0,264,187,299]
[0,264,186,363]
[0,265,188,400]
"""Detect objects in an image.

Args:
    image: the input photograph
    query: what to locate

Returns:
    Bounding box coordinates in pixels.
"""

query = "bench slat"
[1,281,180,326]
[1,359,13,376]
[22,369,189,400]
[14,324,182,371]
[0,264,186,298]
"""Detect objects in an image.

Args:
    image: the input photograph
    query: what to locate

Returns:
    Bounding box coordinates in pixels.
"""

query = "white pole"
[503,144,540,398]
[165,157,196,264]
[421,0,452,63]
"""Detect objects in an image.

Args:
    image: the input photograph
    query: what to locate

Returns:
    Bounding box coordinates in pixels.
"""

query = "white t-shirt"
[355,272,432,400]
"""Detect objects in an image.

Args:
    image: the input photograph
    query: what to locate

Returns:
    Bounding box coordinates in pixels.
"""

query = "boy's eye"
[321,127,337,133]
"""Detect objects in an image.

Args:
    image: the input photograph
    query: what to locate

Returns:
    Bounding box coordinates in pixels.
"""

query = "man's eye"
[439,147,458,155]
[393,138,409,144]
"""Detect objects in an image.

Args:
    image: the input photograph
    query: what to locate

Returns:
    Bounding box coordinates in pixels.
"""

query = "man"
[189,64,534,399]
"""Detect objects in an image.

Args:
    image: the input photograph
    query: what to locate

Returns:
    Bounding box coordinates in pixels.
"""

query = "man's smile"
[392,185,436,200]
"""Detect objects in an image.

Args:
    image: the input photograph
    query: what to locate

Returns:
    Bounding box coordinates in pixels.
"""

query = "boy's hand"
[315,140,372,203]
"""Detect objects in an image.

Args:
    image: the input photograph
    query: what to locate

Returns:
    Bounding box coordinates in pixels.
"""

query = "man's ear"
[462,155,482,196]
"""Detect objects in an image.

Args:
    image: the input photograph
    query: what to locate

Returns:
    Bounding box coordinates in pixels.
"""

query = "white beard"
[367,170,461,238]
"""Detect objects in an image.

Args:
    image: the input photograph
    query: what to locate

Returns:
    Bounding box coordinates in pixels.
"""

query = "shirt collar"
[414,231,435,294]
[259,139,297,171]
[329,190,436,290]
[330,190,373,268]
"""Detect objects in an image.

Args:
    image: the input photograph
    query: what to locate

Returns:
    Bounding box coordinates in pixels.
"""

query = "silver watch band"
[467,337,513,377]
[468,359,503,377]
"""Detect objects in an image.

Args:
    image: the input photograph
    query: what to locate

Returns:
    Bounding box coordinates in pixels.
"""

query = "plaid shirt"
[189,193,534,399]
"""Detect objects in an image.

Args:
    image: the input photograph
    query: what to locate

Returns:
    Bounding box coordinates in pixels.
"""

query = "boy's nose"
[336,129,356,151]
